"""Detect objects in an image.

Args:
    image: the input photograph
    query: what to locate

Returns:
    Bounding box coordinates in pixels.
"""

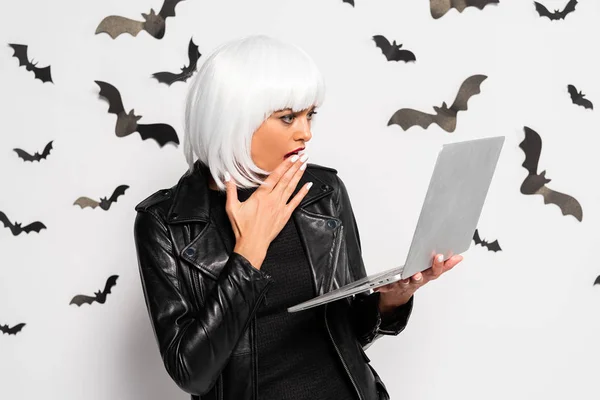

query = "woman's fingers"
[280,154,309,202]
[224,172,238,211]
[260,154,300,194]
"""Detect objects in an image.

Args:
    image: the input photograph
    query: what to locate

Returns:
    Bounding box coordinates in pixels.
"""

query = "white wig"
[183,34,326,191]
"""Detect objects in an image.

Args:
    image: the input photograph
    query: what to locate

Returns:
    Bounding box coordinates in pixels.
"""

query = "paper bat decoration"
[70,275,119,306]
[152,38,201,85]
[519,126,582,221]
[567,84,593,110]
[95,0,185,39]
[430,0,499,19]
[0,211,46,236]
[95,80,180,147]
[473,229,502,252]
[0,323,25,335]
[372,35,416,63]
[343,0,355,6]
[13,140,53,162]
[388,74,487,132]
[73,185,129,210]
[8,44,53,83]
[594,276,600,286]
[534,0,577,20]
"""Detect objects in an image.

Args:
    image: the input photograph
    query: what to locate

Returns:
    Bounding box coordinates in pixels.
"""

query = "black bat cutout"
[519,126,583,221]
[567,84,593,110]
[8,44,53,83]
[372,35,416,63]
[594,275,600,286]
[152,38,201,85]
[73,184,129,210]
[0,211,46,236]
[534,0,577,20]
[70,275,119,306]
[430,0,500,19]
[0,323,26,335]
[13,140,53,162]
[388,74,487,132]
[95,80,179,147]
[343,0,355,6]
[472,229,502,252]
[95,0,185,39]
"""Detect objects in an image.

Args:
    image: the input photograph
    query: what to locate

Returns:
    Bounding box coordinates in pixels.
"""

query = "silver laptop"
[287,136,505,313]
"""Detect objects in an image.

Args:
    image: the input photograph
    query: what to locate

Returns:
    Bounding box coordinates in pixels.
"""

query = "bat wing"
[151,71,182,85]
[137,123,180,147]
[95,80,125,115]
[534,2,553,19]
[473,228,482,244]
[74,197,100,209]
[537,186,583,221]
[158,0,185,18]
[559,0,578,18]
[108,185,129,203]
[21,221,46,233]
[343,0,355,6]
[519,127,542,176]
[388,108,438,130]
[95,16,145,39]
[578,97,593,110]
[372,35,392,58]
[0,323,26,335]
[0,211,13,229]
[449,74,487,113]
[465,0,500,9]
[41,141,53,158]
[185,38,201,73]
[594,275,600,286]
[13,148,36,162]
[70,294,97,306]
[8,44,29,66]
[567,84,578,101]
[32,65,52,83]
[397,49,416,62]
[486,239,502,252]
[102,275,119,295]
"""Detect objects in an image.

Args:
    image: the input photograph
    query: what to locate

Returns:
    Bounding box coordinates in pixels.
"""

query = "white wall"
[1,0,599,399]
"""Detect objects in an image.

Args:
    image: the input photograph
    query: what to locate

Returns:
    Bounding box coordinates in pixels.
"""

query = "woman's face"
[251,106,317,172]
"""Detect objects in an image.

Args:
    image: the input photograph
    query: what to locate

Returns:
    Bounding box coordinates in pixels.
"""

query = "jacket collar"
[166,160,334,224]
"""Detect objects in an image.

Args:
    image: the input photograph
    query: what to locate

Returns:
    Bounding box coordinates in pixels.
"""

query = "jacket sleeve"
[335,175,414,350]
[133,209,274,395]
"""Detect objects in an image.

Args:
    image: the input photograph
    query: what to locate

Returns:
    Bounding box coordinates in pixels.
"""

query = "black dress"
[209,187,357,400]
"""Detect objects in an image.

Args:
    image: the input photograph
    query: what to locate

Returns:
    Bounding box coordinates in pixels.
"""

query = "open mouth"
[284,148,305,159]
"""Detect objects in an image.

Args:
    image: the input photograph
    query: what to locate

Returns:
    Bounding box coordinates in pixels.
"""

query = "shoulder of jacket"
[134,187,175,213]
[306,162,338,175]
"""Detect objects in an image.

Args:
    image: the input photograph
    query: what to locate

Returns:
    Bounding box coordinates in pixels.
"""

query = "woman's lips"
[283,148,305,159]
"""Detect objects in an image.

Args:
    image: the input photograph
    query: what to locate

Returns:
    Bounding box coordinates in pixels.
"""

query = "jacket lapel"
[167,161,340,293]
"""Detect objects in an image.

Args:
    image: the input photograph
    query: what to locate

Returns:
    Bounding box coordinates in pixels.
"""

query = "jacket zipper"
[324,303,363,400]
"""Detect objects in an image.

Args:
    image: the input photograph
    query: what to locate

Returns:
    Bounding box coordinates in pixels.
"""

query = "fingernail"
[437,254,444,263]
[299,154,309,162]
[414,273,422,281]
[306,182,313,190]
[224,172,231,182]
[290,154,299,162]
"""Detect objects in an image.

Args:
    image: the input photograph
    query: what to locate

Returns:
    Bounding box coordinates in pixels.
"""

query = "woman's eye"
[308,110,318,119]
[280,114,294,124]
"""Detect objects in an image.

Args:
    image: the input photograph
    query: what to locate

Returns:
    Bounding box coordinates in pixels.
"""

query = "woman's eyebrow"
[274,106,316,114]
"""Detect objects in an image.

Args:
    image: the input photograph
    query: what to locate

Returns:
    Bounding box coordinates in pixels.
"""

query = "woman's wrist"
[234,240,267,270]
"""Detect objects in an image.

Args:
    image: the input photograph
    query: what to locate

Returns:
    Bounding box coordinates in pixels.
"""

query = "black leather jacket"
[133,160,414,400]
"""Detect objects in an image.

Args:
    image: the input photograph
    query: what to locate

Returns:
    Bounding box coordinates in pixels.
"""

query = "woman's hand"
[226,153,311,269]
[374,254,464,311]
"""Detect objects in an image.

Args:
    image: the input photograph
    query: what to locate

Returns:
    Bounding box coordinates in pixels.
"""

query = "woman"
[133,34,463,400]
